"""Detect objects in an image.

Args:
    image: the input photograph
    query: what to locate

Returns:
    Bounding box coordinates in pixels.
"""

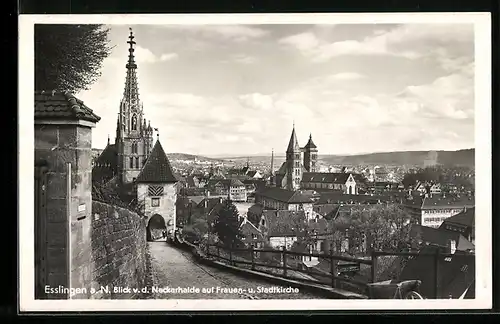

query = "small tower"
[136,139,178,241]
[303,133,318,172]
[285,123,302,191]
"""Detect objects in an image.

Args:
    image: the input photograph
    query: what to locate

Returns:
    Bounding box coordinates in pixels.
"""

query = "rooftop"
[257,187,314,204]
[35,91,101,123]
[136,140,178,183]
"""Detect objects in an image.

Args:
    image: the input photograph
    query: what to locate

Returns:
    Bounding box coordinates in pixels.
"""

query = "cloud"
[328,72,366,80]
[160,25,269,42]
[133,46,178,63]
[279,24,474,71]
[160,53,179,61]
[395,69,474,120]
[231,54,258,64]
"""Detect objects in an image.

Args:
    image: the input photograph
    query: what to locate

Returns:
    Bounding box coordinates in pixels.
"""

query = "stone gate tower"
[115,28,154,184]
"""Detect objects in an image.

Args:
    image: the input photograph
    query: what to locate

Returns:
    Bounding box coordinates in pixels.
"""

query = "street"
[148,241,319,299]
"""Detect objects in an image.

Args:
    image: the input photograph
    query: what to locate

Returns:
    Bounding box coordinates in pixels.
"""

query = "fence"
[203,243,455,298]
[204,243,373,293]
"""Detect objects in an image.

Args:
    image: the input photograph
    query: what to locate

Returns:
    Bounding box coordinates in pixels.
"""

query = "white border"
[19,13,492,312]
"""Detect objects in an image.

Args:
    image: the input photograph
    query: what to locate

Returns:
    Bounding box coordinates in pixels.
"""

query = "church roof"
[286,126,300,153]
[304,134,317,149]
[136,140,177,183]
[35,91,101,123]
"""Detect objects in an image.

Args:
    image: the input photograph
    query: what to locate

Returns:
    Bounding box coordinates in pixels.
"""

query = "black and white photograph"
[19,13,492,311]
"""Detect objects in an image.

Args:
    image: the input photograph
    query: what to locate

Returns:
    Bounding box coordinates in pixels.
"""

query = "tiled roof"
[35,91,101,123]
[136,140,177,183]
[262,210,307,236]
[301,172,353,184]
[247,203,264,216]
[316,192,388,205]
[246,170,258,177]
[92,144,118,183]
[213,178,246,188]
[304,134,317,149]
[399,245,475,298]
[258,187,314,204]
[276,162,287,175]
[440,208,475,228]
[421,195,475,209]
[313,204,340,219]
[410,224,474,251]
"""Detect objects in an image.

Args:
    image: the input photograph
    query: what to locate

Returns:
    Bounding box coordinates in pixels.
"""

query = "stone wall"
[90,201,149,299]
[35,123,93,299]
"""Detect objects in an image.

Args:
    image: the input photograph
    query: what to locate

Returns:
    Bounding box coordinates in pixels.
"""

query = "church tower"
[285,124,302,191]
[303,133,318,172]
[116,28,154,184]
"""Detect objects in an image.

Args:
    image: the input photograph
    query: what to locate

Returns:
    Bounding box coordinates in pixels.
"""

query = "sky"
[77,23,475,157]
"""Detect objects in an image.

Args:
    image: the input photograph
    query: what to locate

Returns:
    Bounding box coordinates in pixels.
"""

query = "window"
[151,197,160,207]
[131,114,137,130]
[131,143,137,154]
[129,157,134,168]
[295,154,300,159]
[135,157,140,169]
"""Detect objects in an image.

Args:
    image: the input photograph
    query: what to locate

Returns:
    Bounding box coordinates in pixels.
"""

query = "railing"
[204,243,374,292]
[201,243,461,298]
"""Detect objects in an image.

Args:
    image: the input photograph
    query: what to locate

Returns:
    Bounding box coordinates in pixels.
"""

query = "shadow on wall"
[90,201,148,299]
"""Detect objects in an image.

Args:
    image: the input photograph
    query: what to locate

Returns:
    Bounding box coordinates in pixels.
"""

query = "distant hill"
[220,149,474,167]
[166,153,225,163]
[320,149,474,167]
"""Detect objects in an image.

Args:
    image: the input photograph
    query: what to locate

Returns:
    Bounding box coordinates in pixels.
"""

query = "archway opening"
[147,214,166,242]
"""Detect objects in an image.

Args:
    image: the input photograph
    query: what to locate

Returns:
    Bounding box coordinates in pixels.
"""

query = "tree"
[213,200,244,248]
[331,205,416,254]
[35,24,113,93]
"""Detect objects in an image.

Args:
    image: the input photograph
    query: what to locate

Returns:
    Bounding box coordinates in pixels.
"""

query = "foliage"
[402,165,474,190]
[35,24,113,93]
[213,200,244,248]
[329,204,417,254]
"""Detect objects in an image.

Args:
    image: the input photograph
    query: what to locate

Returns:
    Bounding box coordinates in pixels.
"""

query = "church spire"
[270,148,274,175]
[123,28,140,105]
[286,123,300,153]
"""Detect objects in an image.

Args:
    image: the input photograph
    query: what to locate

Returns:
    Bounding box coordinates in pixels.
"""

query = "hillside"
[320,149,474,167]
[220,149,475,167]
[166,153,225,163]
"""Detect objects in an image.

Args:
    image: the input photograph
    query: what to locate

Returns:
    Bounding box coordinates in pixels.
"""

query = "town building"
[439,207,475,245]
[206,178,247,202]
[255,187,315,219]
[300,172,359,194]
[136,140,178,238]
[239,217,265,248]
[402,193,475,228]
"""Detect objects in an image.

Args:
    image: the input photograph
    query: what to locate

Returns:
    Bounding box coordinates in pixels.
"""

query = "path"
[148,241,319,299]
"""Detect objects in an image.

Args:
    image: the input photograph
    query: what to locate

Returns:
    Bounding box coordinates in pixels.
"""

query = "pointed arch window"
[131,114,138,131]
[135,157,140,169]
[129,157,134,168]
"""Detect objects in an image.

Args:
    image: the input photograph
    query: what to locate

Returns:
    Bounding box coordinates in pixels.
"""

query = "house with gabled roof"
[255,187,315,219]
[239,217,266,248]
[136,139,178,239]
[439,207,475,244]
[206,178,247,202]
[301,172,361,195]
[402,193,475,228]
[410,224,475,254]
